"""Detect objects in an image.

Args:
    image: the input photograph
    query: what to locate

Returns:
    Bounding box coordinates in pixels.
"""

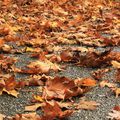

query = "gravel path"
[0,1,119,120]
[0,47,119,120]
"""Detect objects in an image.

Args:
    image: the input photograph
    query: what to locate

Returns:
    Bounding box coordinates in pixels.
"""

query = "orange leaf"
[0,39,4,47]
[81,78,97,87]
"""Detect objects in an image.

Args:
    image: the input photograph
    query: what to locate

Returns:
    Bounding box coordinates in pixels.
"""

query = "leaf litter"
[0,0,120,120]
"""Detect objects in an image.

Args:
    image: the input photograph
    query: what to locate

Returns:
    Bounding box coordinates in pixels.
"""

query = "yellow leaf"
[0,114,5,120]
[33,95,44,102]
[51,21,58,28]
[0,91,3,95]
[111,61,120,69]
[3,89,19,97]
[112,88,120,98]
[25,47,34,52]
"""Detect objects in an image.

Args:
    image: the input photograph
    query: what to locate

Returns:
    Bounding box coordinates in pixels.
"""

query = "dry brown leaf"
[114,106,120,111]
[92,68,109,80]
[10,112,40,120]
[75,100,100,110]
[77,49,112,67]
[0,114,5,120]
[75,78,97,87]
[116,69,120,82]
[0,76,19,97]
[107,110,120,120]
[111,60,120,69]
[0,26,9,36]
[60,50,73,62]
[24,38,48,47]
[53,7,68,15]
[25,103,44,112]
[42,101,73,120]
[13,67,42,74]
[3,89,19,97]
[35,0,48,4]
[0,39,4,48]
[27,60,61,73]
[43,76,83,100]
[1,44,11,52]
[5,76,17,90]
[99,80,116,88]
[56,102,72,109]
[112,87,120,98]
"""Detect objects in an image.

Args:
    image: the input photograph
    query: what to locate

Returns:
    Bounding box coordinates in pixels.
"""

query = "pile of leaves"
[0,0,120,119]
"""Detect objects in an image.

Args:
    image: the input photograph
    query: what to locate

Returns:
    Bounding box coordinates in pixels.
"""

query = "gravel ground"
[0,47,120,120]
[0,1,119,119]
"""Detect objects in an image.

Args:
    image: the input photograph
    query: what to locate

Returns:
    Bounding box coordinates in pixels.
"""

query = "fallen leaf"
[0,76,19,97]
[33,95,44,102]
[5,76,17,90]
[3,0,12,5]
[27,60,61,73]
[100,80,116,88]
[3,89,19,97]
[1,44,11,52]
[35,0,48,4]
[60,50,73,62]
[25,47,35,52]
[75,78,97,87]
[43,76,83,100]
[75,100,100,110]
[114,106,120,111]
[80,78,97,87]
[25,103,44,112]
[92,68,109,80]
[10,112,40,120]
[107,110,120,120]
[0,114,5,120]
[116,69,120,82]
[57,102,72,109]
[111,60,120,69]
[112,87,120,98]
[42,101,73,120]
[77,49,112,67]
[0,39,4,47]
[0,26,9,36]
